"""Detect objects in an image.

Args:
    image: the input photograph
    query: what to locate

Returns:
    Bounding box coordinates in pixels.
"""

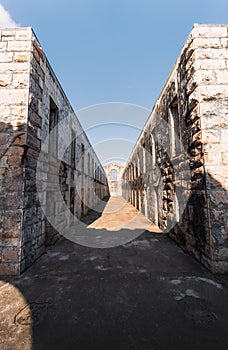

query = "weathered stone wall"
[122,24,228,273]
[0,28,109,275]
[0,28,31,275]
[194,25,228,272]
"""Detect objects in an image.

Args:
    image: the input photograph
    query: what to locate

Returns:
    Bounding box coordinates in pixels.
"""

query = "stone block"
[222,152,228,164]
[7,41,31,52]
[12,73,29,89]
[0,61,29,74]
[213,261,228,273]
[196,48,228,60]
[204,152,222,164]
[201,113,227,130]
[1,238,19,247]
[197,59,226,70]
[1,36,16,42]
[205,143,226,154]
[212,48,228,59]
[4,210,23,230]
[6,192,23,209]
[220,38,228,49]
[32,46,41,64]
[198,84,228,99]
[6,146,24,156]
[2,248,18,262]
[21,226,32,244]
[11,105,28,119]
[14,52,30,63]
[4,175,23,193]
[215,70,228,84]
[0,73,12,87]
[193,25,228,39]
[221,128,228,142]
[1,30,16,37]
[194,37,221,49]
[204,167,225,190]
[2,227,21,238]
[207,186,227,206]
[12,132,27,147]
[199,100,221,115]
[7,155,23,167]
[28,111,42,128]
[32,39,45,61]
[0,114,11,126]
[39,76,44,89]
[0,89,28,107]
[202,129,221,144]
[209,26,228,38]
[0,156,7,167]
[0,52,14,63]
[196,48,212,60]
[0,42,7,51]
[197,69,216,85]
[26,133,41,151]
[15,29,32,41]
[27,147,39,159]
[0,263,20,275]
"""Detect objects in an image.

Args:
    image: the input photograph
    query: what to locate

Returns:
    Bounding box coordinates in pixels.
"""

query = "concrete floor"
[0,197,228,350]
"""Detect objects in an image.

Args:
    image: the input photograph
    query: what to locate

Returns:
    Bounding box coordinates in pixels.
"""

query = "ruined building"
[104,163,124,196]
[0,28,109,275]
[122,24,228,273]
[0,25,227,275]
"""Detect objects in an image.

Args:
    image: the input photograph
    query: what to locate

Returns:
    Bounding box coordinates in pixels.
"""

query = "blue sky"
[1,0,228,164]
[1,0,228,111]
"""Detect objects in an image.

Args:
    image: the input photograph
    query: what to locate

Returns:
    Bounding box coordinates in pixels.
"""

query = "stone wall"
[0,28,31,275]
[195,25,228,273]
[0,28,109,275]
[122,24,228,273]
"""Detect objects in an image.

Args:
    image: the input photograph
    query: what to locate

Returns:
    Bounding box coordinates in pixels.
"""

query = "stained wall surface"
[0,28,109,275]
[122,24,228,273]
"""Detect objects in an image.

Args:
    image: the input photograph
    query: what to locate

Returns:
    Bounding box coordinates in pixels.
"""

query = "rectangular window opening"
[49,98,59,157]
[169,97,181,158]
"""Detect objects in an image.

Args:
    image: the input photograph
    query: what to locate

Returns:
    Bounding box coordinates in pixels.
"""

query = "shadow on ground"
[0,198,228,350]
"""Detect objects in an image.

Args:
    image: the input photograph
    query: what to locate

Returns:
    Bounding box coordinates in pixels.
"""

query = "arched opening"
[110,169,118,181]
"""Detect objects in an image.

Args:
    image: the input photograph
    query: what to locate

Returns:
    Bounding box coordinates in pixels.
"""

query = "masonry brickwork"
[122,24,228,273]
[0,28,109,275]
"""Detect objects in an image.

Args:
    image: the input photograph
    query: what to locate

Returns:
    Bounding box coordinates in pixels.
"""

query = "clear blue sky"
[1,0,228,164]
[1,0,228,111]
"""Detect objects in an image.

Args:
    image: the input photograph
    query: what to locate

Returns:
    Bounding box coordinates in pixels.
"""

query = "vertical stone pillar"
[0,28,31,274]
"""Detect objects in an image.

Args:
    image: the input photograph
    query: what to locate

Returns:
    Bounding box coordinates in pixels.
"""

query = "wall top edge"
[193,23,228,27]
[0,27,32,30]
[2,24,227,30]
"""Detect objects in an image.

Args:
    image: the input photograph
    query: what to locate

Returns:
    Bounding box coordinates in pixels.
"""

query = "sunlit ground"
[0,281,32,350]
